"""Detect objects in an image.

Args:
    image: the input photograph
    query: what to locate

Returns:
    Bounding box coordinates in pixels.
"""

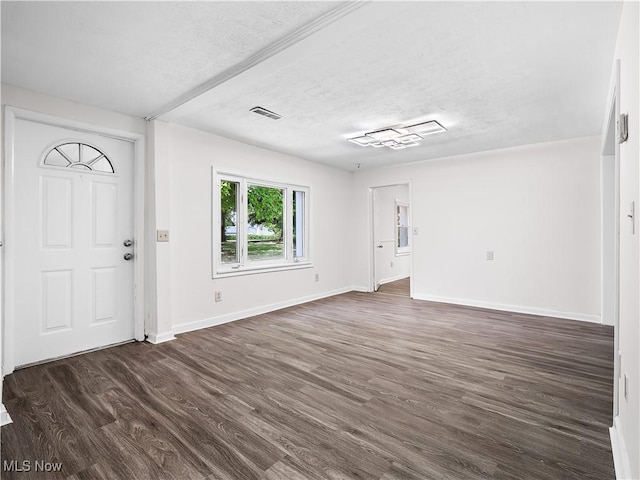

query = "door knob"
[377,244,383,248]
[123,253,134,261]
[123,239,133,247]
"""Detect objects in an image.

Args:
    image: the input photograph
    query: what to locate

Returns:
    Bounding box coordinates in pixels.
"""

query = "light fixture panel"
[348,135,378,146]
[366,128,402,141]
[397,134,423,144]
[405,120,446,135]
[346,118,445,150]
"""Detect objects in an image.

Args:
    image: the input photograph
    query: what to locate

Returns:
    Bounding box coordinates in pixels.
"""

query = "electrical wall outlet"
[486,251,494,261]
[215,291,222,302]
[157,230,170,242]
[390,261,394,268]
[315,273,319,282]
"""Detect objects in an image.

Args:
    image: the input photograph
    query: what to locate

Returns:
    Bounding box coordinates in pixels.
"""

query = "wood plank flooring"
[376,278,410,297]
[2,292,614,479]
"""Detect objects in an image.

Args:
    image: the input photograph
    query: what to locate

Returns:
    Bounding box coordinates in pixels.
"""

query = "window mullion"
[241,181,247,266]
[285,188,291,261]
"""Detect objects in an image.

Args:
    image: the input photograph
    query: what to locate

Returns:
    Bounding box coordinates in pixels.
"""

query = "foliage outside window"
[217,175,309,274]
[395,201,410,255]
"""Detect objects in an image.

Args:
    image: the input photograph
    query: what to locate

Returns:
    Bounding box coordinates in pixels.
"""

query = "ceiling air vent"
[250,106,281,120]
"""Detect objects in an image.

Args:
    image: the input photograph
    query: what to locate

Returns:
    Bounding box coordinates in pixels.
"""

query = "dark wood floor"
[2,292,614,479]
[376,277,410,297]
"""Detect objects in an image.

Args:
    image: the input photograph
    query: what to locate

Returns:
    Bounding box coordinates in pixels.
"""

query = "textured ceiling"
[1,1,339,117]
[2,2,623,170]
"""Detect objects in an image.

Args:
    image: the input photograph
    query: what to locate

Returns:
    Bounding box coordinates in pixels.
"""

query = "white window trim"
[213,173,311,277]
[395,200,410,256]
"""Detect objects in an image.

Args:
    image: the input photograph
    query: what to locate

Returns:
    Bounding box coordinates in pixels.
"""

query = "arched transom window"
[43,142,115,173]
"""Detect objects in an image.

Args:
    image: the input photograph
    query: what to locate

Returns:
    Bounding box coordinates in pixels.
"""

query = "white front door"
[12,118,135,367]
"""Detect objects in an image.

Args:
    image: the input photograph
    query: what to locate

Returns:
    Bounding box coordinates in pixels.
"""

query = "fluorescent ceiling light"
[347,119,446,151]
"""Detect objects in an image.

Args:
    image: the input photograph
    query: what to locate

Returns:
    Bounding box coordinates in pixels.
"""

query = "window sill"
[214,262,313,278]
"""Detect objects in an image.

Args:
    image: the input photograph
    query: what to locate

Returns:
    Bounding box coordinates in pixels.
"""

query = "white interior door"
[12,118,135,367]
[372,187,394,291]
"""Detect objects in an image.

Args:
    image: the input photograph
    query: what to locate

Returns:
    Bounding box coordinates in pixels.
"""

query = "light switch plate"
[157,230,169,242]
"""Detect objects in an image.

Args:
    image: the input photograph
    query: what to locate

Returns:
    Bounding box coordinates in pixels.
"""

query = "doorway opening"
[369,183,412,297]
[375,277,410,298]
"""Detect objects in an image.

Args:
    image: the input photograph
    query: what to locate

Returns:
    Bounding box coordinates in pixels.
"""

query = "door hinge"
[618,113,629,144]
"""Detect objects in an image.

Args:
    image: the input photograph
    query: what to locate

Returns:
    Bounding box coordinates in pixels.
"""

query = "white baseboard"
[610,416,633,479]
[1,403,12,426]
[146,332,177,344]
[350,285,369,293]
[412,293,601,324]
[173,286,356,335]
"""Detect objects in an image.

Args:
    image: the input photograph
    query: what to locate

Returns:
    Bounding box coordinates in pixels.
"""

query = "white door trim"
[3,106,146,375]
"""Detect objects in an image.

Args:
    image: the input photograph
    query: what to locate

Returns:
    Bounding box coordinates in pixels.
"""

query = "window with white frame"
[395,201,410,255]
[216,174,309,274]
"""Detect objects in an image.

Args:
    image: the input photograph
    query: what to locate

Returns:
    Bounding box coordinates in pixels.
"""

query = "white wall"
[352,136,602,322]
[151,121,354,335]
[0,85,146,136]
[373,184,410,286]
[607,2,640,478]
[145,120,174,343]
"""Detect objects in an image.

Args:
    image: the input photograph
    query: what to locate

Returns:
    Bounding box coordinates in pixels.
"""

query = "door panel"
[91,181,118,247]
[13,118,135,367]
[91,267,117,324]
[41,270,73,332]
[41,176,73,248]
